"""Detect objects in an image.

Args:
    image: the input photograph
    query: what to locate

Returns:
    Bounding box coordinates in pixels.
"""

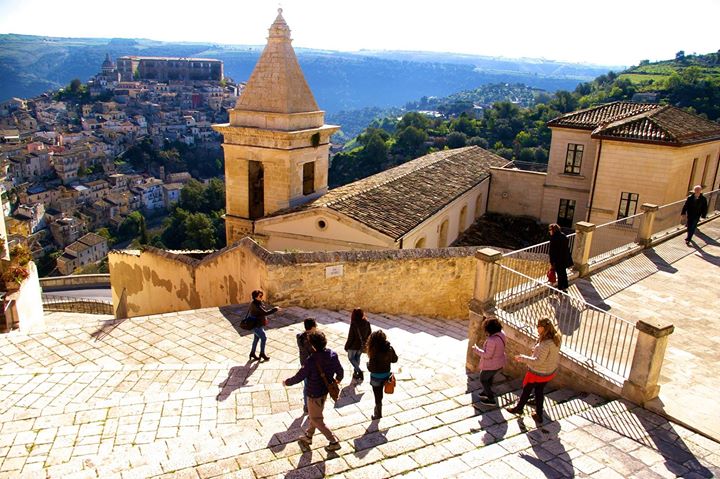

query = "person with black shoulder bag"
[283,331,344,451]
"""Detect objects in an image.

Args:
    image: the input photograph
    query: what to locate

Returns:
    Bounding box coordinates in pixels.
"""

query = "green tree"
[394,126,428,158]
[69,78,82,94]
[182,212,217,249]
[118,211,145,240]
[203,178,226,212]
[446,131,467,149]
[179,179,208,212]
[139,215,148,245]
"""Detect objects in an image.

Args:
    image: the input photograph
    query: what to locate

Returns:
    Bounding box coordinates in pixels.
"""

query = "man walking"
[681,185,708,245]
[296,318,317,414]
[283,331,343,451]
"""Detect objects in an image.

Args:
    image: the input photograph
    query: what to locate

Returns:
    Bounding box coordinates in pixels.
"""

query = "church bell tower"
[213,9,339,244]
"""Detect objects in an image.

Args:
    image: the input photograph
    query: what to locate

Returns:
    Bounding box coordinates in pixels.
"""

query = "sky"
[1,0,719,67]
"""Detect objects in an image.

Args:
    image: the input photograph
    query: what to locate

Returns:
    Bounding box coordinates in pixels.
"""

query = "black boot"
[249,353,259,361]
[372,404,382,420]
[259,353,270,362]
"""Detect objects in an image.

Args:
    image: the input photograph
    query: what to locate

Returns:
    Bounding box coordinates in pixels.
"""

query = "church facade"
[213,10,508,252]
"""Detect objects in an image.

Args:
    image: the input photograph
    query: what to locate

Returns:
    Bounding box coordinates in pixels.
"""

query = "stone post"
[636,203,659,247]
[572,221,595,277]
[621,318,674,404]
[466,248,503,372]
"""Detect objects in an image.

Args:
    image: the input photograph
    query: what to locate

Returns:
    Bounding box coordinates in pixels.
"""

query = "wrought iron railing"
[500,234,575,281]
[588,213,643,264]
[42,294,114,315]
[494,264,637,380]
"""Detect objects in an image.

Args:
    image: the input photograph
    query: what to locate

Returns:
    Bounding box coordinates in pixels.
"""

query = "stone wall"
[109,239,480,319]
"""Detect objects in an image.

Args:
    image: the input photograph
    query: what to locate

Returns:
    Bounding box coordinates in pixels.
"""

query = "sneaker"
[325,441,341,451]
[479,397,497,406]
[298,433,312,445]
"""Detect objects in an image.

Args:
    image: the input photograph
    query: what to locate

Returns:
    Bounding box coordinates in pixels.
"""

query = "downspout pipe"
[587,139,603,222]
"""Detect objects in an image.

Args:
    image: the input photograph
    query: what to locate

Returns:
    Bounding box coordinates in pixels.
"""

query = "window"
[701,155,711,187]
[459,205,468,231]
[302,162,315,195]
[414,237,426,248]
[474,193,484,219]
[617,192,639,221]
[564,144,584,174]
[557,199,576,228]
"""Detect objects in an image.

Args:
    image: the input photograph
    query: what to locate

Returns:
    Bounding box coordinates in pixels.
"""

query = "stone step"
[71,383,604,479]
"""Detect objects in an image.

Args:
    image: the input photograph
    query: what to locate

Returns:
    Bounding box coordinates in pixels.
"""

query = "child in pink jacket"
[472,317,506,405]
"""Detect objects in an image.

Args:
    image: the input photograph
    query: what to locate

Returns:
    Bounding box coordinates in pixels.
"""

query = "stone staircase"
[51,375,611,479]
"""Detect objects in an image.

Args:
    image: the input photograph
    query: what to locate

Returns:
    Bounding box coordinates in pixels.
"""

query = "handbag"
[314,357,340,401]
[546,267,556,284]
[384,373,396,394]
[239,308,257,330]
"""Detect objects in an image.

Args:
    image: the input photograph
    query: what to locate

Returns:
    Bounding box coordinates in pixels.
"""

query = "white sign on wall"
[325,265,344,278]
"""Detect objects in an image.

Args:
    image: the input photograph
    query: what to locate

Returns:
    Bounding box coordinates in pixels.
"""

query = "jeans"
[305,394,337,442]
[516,381,548,417]
[480,369,500,401]
[686,216,700,241]
[370,376,386,406]
[347,350,362,374]
[250,327,266,355]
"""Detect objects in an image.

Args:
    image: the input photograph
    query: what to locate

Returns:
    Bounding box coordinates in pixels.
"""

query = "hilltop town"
[0,55,242,274]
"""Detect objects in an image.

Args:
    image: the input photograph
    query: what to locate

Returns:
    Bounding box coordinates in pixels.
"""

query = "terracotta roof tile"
[549,101,720,146]
[593,105,720,145]
[548,101,657,129]
[270,146,509,240]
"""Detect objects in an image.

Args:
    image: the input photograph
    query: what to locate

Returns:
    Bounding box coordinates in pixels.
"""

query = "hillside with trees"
[1,34,614,113]
[329,51,720,187]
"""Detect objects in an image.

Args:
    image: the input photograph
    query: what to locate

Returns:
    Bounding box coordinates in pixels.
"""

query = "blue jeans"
[251,327,266,355]
[347,350,362,374]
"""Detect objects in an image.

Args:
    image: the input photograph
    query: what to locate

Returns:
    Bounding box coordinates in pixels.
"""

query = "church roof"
[272,146,509,240]
[233,9,319,114]
[549,101,720,146]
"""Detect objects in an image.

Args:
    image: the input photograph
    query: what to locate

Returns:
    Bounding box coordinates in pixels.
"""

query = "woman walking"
[471,317,506,406]
[366,330,398,420]
[345,308,372,382]
[248,289,280,362]
[506,317,560,423]
[548,223,573,292]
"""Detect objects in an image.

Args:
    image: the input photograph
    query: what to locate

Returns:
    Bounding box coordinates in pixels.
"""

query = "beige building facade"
[490,102,720,236]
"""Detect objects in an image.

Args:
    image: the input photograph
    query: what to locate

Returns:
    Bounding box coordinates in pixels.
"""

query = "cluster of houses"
[0,55,239,275]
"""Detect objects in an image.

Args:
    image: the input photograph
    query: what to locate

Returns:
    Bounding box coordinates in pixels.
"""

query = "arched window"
[474,193,484,219]
[414,237,426,248]
[438,219,449,248]
[459,205,468,231]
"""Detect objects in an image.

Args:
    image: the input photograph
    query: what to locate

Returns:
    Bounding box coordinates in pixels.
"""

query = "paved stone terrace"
[0,306,719,478]
[571,217,720,441]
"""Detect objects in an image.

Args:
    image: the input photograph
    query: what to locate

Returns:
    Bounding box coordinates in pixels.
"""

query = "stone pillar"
[466,248,503,372]
[636,203,659,247]
[572,221,595,277]
[621,318,674,404]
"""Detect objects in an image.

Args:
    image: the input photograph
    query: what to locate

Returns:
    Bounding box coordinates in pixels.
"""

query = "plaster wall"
[487,168,545,219]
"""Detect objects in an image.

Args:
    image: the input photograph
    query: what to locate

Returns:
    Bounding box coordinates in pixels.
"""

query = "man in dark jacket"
[296,318,317,413]
[284,331,344,451]
[548,223,573,292]
[681,185,709,245]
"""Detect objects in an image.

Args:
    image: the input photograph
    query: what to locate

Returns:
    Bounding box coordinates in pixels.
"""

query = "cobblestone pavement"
[572,217,720,441]
[0,305,719,478]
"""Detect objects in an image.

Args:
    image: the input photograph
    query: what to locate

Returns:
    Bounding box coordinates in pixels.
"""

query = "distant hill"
[0,34,617,112]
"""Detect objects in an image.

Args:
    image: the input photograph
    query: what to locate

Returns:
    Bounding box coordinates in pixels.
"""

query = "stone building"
[213,10,507,251]
[57,232,108,275]
[489,102,720,236]
[116,56,223,82]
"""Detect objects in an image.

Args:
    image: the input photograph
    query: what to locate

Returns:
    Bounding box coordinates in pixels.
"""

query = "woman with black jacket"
[366,330,398,420]
[344,308,372,382]
[248,290,280,361]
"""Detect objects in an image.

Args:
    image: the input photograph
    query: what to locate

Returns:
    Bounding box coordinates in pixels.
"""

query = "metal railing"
[588,213,643,264]
[42,294,114,315]
[651,189,720,240]
[494,264,637,380]
[500,233,575,281]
